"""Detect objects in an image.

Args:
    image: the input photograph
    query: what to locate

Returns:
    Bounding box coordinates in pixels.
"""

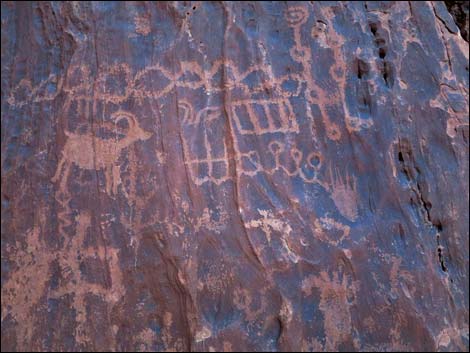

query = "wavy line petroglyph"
[52,111,152,196]
[7,6,372,139]
[6,5,374,226]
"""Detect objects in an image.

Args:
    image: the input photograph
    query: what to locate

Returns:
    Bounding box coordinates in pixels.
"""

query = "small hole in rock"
[398,152,404,162]
[438,248,447,272]
[370,23,378,36]
[379,47,386,59]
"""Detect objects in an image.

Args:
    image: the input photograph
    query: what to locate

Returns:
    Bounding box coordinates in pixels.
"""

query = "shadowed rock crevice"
[445,0,470,42]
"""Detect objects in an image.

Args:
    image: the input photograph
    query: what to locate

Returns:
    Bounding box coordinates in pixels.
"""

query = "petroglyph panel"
[2,2,468,352]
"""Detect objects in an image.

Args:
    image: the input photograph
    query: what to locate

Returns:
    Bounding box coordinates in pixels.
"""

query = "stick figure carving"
[52,111,152,195]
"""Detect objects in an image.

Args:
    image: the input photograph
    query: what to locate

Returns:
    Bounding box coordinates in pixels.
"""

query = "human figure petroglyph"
[9,55,328,192]
[245,209,300,264]
[52,110,152,196]
[285,5,343,141]
[285,5,375,140]
[2,214,125,349]
[6,5,372,145]
[52,211,125,347]
[316,6,375,134]
[8,10,359,192]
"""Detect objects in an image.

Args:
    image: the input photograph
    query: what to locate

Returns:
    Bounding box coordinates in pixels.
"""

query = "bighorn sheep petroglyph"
[52,110,152,195]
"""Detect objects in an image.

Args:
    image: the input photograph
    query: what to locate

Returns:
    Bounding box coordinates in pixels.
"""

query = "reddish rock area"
[1,1,469,352]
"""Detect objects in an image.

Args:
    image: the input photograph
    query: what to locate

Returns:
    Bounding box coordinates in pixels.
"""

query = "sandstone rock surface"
[1,1,469,351]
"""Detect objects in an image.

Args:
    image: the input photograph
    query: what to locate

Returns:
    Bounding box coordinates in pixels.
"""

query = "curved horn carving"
[111,110,136,128]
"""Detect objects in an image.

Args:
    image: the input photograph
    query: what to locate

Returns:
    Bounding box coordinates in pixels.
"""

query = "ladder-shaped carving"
[180,104,231,186]
[231,98,298,135]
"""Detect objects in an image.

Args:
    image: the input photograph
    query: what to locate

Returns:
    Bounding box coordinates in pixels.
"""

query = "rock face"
[1,1,469,352]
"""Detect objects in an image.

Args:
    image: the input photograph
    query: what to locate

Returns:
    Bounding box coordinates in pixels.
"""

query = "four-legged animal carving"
[52,111,152,195]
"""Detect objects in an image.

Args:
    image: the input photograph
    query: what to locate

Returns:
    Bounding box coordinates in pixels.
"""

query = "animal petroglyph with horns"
[52,110,152,196]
